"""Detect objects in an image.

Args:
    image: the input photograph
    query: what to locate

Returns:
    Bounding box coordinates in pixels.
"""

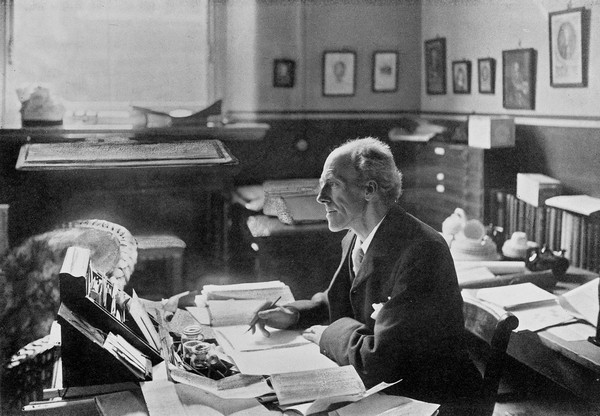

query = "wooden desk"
[12,139,239,259]
[507,326,600,403]
[463,276,600,404]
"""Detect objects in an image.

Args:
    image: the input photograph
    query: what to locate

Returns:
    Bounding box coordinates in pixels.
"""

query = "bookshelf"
[489,189,600,273]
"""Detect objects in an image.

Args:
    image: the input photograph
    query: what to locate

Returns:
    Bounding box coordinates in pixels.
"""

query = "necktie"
[352,241,364,276]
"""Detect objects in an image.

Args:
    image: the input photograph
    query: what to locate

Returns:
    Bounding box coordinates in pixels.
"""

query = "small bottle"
[181,325,204,344]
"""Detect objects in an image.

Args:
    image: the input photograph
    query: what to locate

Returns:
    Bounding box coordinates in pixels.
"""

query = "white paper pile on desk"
[473,279,599,332]
[186,280,338,375]
[271,366,410,416]
[454,260,526,287]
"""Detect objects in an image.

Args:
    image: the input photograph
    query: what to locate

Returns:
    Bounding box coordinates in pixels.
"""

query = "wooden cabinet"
[403,140,517,230]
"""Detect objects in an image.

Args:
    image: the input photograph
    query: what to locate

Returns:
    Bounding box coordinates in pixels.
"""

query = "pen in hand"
[246,296,282,333]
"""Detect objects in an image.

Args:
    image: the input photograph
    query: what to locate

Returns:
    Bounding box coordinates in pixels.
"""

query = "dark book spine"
[506,193,516,237]
[535,206,547,247]
[554,208,563,251]
[517,198,526,234]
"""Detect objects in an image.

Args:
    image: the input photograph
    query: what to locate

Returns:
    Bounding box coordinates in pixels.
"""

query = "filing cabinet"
[406,140,517,230]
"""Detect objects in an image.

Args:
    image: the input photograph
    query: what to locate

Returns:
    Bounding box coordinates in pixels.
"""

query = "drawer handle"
[436,184,445,193]
[436,172,445,181]
[434,147,445,156]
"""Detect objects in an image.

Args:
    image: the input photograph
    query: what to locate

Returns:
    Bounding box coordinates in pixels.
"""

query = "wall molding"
[228,110,600,129]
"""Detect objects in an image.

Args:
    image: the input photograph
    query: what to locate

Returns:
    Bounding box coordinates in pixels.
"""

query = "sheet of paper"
[214,325,311,352]
[202,281,295,304]
[186,306,211,326]
[546,322,597,341]
[169,366,272,399]
[545,195,600,216]
[331,393,439,416]
[476,282,557,310]
[455,260,525,275]
[456,266,497,285]
[559,277,599,325]
[272,366,364,406]
[141,380,189,416]
[224,342,337,375]
[174,383,261,416]
[510,303,575,332]
[207,299,270,327]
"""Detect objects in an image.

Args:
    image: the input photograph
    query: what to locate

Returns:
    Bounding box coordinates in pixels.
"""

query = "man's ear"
[364,180,378,201]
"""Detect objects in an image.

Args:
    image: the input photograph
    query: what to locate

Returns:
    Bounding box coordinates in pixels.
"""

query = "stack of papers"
[202,280,295,303]
[191,280,338,376]
[474,279,599,332]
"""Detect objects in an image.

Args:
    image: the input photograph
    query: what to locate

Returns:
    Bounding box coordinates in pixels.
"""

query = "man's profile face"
[317,150,366,232]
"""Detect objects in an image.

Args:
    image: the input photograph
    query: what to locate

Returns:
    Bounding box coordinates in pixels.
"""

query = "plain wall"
[224,0,422,114]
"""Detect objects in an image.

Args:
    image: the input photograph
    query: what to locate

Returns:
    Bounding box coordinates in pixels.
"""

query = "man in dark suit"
[253,137,481,406]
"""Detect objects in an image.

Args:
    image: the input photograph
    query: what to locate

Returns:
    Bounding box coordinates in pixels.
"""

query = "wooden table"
[464,273,600,404]
[13,139,239,260]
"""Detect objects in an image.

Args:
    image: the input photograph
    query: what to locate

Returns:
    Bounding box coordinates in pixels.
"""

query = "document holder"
[59,247,162,386]
[58,303,153,387]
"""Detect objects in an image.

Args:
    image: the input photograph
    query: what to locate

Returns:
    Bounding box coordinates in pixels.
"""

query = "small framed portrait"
[424,38,446,95]
[478,58,496,94]
[549,7,588,87]
[273,59,295,88]
[452,60,471,94]
[323,51,356,96]
[502,48,537,110]
[372,51,398,92]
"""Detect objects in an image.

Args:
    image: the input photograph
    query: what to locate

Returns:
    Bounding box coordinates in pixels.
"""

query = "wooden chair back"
[462,292,519,415]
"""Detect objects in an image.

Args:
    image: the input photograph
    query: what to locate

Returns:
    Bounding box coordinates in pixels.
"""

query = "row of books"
[489,190,600,272]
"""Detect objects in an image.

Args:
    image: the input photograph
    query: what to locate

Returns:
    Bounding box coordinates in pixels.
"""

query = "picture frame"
[424,38,446,95]
[273,59,295,88]
[452,60,471,94]
[502,48,537,110]
[478,58,495,94]
[372,51,398,92]
[549,7,588,87]
[322,51,356,96]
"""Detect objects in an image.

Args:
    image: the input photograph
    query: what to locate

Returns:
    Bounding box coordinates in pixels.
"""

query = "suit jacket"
[291,204,481,403]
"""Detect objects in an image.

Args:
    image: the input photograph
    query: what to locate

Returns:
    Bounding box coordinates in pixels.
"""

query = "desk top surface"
[16,139,238,170]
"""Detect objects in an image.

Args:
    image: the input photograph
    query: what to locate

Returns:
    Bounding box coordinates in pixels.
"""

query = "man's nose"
[316,187,328,204]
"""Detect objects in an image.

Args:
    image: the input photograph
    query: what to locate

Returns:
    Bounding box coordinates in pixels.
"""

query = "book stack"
[488,189,600,273]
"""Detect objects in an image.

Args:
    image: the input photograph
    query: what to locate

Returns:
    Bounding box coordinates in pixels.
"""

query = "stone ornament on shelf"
[16,84,65,127]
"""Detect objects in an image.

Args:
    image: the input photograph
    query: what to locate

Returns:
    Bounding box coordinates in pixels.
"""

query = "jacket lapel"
[351,205,408,289]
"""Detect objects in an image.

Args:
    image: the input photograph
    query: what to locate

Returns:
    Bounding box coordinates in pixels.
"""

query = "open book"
[474,279,599,331]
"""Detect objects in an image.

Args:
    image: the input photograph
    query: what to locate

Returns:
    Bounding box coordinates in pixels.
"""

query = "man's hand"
[250,305,299,337]
[302,325,327,345]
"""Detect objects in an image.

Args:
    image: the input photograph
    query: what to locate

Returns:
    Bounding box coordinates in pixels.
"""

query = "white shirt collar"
[357,214,386,255]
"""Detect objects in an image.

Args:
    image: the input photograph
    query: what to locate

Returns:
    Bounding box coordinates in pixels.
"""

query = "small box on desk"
[468,115,515,148]
[516,173,562,207]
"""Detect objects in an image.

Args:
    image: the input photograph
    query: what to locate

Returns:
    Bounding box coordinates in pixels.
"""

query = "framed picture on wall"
[478,58,495,94]
[549,7,588,87]
[502,48,536,110]
[372,51,398,92]
[322,51,356,96]
[452,60,471,94]
[273,59,295,88]
[424,38,446,95]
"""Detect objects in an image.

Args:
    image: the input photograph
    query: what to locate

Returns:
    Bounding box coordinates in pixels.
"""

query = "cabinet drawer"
[418,143,470,166]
